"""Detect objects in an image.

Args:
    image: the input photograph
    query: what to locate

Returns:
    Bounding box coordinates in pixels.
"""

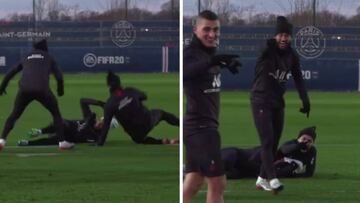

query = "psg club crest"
[110,21,136,48]
[295,26,326,59]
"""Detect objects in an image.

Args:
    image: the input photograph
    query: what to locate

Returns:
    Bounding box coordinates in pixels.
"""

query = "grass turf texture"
[190,91,360,203]
[0,73,179,203]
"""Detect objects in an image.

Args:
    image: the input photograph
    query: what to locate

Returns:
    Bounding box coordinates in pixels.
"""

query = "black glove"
[211,54,239,66]
[211,54,241,74]
[57,86,64,97]
[299,100,310,118]
[298,142,308,151]
[0,89,7,96]
[227,59,242,74]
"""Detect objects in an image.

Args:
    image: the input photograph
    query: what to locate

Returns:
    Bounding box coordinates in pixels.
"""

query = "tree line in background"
[184,0,360,27]
[2,0,179,22]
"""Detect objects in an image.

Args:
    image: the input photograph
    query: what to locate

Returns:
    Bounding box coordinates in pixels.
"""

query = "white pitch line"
[6,146,56,149]
[16,153,60,157]
[198,190,360,194]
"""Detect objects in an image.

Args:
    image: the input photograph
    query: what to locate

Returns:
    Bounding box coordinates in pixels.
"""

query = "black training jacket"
[0,49,63,93]
[251,39,308,108]
[183,36,221,133]
[97,87,150,145]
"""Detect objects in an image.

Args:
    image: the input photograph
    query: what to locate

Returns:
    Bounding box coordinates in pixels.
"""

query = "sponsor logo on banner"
[110,21,136,48]
[286,69,318,80]
[83,53,130,68]
[0,56,6,66]
[295,26,326,59]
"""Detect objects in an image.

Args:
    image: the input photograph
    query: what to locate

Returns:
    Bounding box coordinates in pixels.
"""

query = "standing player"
[0,39,74,150]
[183,10,241,203]
[96,71,179,146]
[250,16,310,193]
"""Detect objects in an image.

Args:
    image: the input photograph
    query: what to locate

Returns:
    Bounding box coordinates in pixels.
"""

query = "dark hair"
[33,39,48,52]
[298,126,317,141]
[198,10,218,21]
[107,70,121,88]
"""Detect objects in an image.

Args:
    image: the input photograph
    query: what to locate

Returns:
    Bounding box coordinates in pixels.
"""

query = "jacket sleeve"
[80,98,105,118]
[0,63,23,92]
[275,162,298,178]
[302,148,317,177]
[50,58,64,93]
[183,49,212,80]
[291,54,309,103]
[97,102,115,146]
[129,87,147,101]
[279,140,300,156]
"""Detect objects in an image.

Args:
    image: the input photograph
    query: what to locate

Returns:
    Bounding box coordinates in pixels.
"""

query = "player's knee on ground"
[131,136,146,144]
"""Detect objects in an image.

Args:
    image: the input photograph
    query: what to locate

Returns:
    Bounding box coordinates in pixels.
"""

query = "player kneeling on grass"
[0,39,74,151]
[221,126,317,181]
[93,71,179,146]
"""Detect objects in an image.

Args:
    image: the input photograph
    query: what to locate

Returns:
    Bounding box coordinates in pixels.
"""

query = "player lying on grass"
[221,126,317,180]
[93,71,179,146]
[17,113,100,146]
[16,98,128,146]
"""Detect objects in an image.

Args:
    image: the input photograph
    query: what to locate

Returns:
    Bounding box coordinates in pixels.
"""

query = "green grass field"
[0,73,179,203]
[191,91,360,203]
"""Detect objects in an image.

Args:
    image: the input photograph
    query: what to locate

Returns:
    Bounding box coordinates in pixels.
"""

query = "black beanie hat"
[275,16,293,36]
[298,126,317,141]
[107,70,121,88]
[33,39,48,52]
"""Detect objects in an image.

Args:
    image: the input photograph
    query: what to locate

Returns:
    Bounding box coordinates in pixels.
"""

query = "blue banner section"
[0,47,179,73]
[221,59,358,91]
[0,21,179,73]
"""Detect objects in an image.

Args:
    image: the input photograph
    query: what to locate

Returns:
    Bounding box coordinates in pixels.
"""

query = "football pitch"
[191,91,360,203]
[0,73,179,203]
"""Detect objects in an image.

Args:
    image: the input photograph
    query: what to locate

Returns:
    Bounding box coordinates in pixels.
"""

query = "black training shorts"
[184,128,224,177]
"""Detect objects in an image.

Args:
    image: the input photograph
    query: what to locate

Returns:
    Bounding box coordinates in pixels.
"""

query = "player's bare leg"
[206,175,226,203]
[183,172,204,203]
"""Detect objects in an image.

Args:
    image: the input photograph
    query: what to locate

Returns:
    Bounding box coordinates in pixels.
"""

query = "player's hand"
[57,86,64,97]
[0,89,7,96]
[299,100,310,118]
[211,54,239,66]
[211,54,241,74]
[298,142,308,151]
[226,59,242,74]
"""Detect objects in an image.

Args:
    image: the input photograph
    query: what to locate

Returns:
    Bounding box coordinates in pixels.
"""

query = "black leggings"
[131,109,179,144]
[149,109,179,127]
[1,90,65,141]
[251,103,284,179]
[28,135,58,145]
